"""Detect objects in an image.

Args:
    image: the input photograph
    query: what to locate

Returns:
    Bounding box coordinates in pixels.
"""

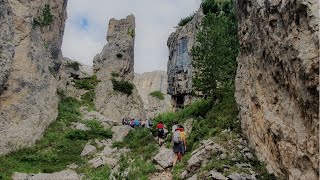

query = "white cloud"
[61,0,201,73]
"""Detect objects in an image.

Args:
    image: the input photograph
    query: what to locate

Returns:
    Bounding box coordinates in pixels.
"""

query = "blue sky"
[61,0,202,73]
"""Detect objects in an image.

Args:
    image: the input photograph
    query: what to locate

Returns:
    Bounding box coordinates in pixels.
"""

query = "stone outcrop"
[167,9,203,108]
[153,147,175,168]
[235,0,319,179]
[134,71,171,117]
[0,0,67,155]
[93,14,146,123]
[57,58,93,100]
[12,170,80,180]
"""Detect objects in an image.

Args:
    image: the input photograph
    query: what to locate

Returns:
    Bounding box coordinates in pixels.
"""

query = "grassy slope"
[0,76,112,180]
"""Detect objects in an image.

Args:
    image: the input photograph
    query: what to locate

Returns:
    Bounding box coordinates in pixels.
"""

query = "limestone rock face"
[93,15,146,123]
[12,170,80,180]
[57,58,92,100]
[235,0,319,179]
[134,71,171,118]
[0,0,67,155]
[167,9,204,108]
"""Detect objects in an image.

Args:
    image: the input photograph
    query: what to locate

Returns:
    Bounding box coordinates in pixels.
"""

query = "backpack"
[173,131,182,144]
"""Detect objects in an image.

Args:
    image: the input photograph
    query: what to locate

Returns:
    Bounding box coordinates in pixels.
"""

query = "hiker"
[134,119,140,127]
[156,121,166,146]
[172,125,187,166]
[172,121,178,133]
[129,119,135,128]
[140,119,146,128]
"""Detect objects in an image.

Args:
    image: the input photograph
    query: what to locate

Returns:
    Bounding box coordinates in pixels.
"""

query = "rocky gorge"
[0,0,318,179]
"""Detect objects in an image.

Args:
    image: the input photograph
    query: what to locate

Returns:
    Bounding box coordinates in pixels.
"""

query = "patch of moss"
[149,91,165,100]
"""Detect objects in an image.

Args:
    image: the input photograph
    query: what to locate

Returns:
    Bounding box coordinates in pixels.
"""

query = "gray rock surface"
[111,125,132,142]
[153,147,175,168]
[12,170,80,180]
[0,0,67,155]
[80,106,119,128]
[81,143,97,156]
[167,9,203,108]
[235,0,319,179]
[187,139,225,172]
[93,14,146,123]
[209,170,227,180]
[134,71,172,118]
[71,122,90,131]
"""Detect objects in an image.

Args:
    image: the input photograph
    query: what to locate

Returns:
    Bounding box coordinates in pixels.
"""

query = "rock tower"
[93,15,146,123]
[167,9,204,108]
[0,0,68,155]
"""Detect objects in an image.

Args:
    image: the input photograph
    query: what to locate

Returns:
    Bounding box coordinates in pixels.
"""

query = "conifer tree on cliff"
[192,0,239,99]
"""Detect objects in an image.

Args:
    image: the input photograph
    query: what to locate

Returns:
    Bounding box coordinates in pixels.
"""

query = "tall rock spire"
[93,14,146,123]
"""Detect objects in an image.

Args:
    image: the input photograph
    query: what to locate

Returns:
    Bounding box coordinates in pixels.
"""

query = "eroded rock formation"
[0,0,67,155]
[134,71,171,118]
[167,9,203,108]
[93,15,145,123]
[235,0,319,179]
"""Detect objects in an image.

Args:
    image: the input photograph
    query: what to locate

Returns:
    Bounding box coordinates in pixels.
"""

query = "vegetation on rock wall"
[149,90,165,100]
[178,13,195,26]
[34,4,54,27]
[111,78,134,95]
[66,61,81,71]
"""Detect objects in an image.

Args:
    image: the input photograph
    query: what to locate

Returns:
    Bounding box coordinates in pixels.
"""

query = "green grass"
[149,91,165,100]
[81,90,95,111]
[78,165,111,180]
[111,78,134,95]
[74,75,99,90]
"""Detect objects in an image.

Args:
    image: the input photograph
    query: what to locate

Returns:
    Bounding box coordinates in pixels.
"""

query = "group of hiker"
[122,117,153,128]
[122,116,187,166]
[156,121,187,166]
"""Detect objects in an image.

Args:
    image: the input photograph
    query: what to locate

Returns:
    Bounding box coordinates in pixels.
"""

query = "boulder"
[80,143,97,156]
[187,139,225,172]
[12,170,80,180]
[153,147,175,168]
[71,122,90,131]
[111,125,132,142]
[209,170,227,180]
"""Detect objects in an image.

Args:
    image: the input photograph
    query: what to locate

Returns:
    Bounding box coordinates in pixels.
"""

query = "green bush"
[66,61,80,71]
[74,75,99,90]
[127,27,135,37]
[111,72,119,77]
[111,78,134,95]
[116,53,123,58]
[178,13,195,26]
[149,91,165,100]
[34,4,54,27]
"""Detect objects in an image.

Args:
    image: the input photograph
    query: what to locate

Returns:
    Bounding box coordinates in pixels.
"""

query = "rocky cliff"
[235,0,319,179]
[0,0,67,155]
[134,71,171,118]
[167,9,204,108]
[93,15,145,123]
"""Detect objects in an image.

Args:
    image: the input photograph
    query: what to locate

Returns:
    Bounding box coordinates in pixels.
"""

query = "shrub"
[116,53,123,58]
[149,91,165,100]
[74,75,99,90]
[111,72,119,77]
[34,4,54,27]
[66,61,80,71]
[178,13,195,26]
[111,78,134,95]
[127,27,135,37]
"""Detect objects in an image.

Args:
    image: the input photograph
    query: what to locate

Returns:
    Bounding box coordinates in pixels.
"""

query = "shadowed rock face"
[93,15,146,123]
[235,0,319,179]
[0,0,67,155]
[167,9,203,108]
